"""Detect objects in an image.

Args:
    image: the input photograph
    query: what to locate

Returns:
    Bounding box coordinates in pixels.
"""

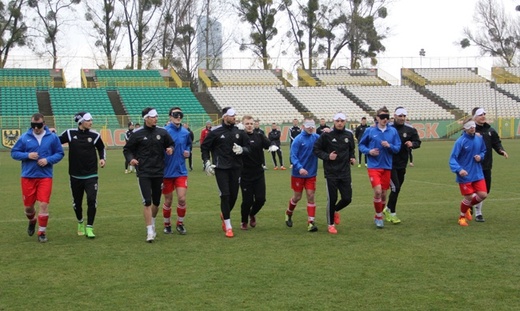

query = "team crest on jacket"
[2,129,20,149]
[236,134,239,139]
[156,135,161,140]
[403,133,407,138]
[88,137,92,143]
[344,138,349,143]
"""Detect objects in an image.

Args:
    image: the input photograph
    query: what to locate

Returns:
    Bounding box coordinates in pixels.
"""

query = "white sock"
[474,202,483,216]
[224,219,232,230]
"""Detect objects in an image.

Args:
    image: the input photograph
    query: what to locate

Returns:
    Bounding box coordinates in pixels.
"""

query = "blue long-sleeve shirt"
[358,125,401,169]
[11,127,64,178]
[164,123,192,178]
[290,130,319,178]
[449,132,486,183]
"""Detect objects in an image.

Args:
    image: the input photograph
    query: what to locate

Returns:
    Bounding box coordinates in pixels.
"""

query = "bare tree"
[84,0,124,69]
[0,0,29,68]
[236,0,285,70]
[119,0,162,69]
[28,0,81,69]
[461,0,520,67]
[155,0,191,69]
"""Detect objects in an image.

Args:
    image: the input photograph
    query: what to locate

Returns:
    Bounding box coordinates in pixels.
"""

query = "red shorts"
[367,169,391,190]
[291,176,316,192]
[21,178,53,206]
[459,179,487,196]
[162,176,188,194]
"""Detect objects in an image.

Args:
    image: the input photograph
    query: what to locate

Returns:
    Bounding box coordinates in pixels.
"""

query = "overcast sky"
[10,0,518,87]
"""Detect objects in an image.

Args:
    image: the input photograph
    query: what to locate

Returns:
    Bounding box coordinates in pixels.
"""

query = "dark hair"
[471,107,480,115]
[169,107,182,115]
[74,112,87,123]
[32,113,44,122]
[376,106,389,115]
[141,107,154,117]
[361,117,367,120]
[222,107,232,114]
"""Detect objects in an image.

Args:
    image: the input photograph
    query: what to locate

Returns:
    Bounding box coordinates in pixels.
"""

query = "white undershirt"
[33,131,45,145]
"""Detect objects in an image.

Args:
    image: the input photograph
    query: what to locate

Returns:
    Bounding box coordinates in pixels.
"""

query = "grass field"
[1,140,519,310]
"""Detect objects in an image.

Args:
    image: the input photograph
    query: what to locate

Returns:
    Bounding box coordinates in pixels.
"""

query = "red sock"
[460,199,471,214]
[470,195,483,206]
[177,204,186,224]
[307,203,316,222]
[25,210,36,223]
[163,204,171,225]
[373,197,383,214]
[38,213,48,233]
[286,199,296,215]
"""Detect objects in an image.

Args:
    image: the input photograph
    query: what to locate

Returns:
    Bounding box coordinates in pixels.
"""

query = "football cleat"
[285,213,293,228]
[280,166,287,170]
[307,221,318,232]
[27,221,36,237]
[163,225,172,234]
[146,233,155,243]
[38,233,48,243]
[382,207,391,222]
[85,227,96,239]
[273,166,278,170]
[465,209,473,221]
[475,215,485,222]
[328,225,337,234]
[240,222,248,230]
[458,217,468,227]
[389,214,401,224]
[176,223,186,235]
[220,213,226,232]
[77,222,86,236]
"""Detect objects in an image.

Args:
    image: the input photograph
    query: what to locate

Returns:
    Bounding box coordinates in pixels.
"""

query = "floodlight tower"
[419,49,426,67]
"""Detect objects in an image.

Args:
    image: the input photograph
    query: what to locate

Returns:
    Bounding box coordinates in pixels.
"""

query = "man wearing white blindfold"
[449,116,488,227]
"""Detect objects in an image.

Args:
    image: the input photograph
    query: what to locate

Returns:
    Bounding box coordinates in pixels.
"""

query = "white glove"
[268,145,279,152]
[204,160,216,176]
[232,143,243,155]
[237,123,245,130]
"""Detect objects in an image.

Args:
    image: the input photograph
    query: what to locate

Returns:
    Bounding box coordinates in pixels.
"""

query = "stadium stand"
[425,83,519,118]
[412,68,487,84]
[49,88,119,129]
[343,85,454,120]
[211,69,284,86]
[313,69,386,86]
[0,68,54,89]
[285,87,367,122]
[96,69,167,88]
[208,86,300,124]
[118,87,209,125]
[0,87,39,128]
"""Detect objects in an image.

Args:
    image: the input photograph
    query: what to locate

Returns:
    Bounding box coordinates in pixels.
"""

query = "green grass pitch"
[1,140,519,310]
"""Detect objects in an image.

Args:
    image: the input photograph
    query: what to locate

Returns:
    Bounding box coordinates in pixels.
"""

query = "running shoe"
[225,229,234,238]
[334,212,340,225]
[164,225,172,234]
[374,217,384,229]
[249,215,257,228]
[475,215,485,222]
[328,225,337,234]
